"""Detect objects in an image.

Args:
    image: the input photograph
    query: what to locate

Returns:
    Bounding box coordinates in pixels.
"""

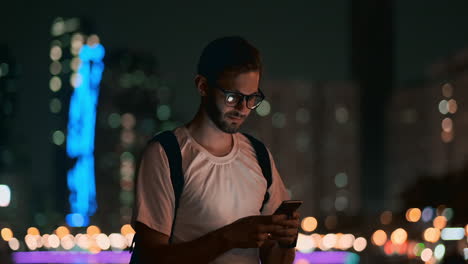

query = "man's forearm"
[140,228,231,264]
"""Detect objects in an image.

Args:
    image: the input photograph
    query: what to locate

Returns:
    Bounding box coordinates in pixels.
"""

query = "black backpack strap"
[129,130,183,263]
[149,130,184,243]
[242,133,272,213]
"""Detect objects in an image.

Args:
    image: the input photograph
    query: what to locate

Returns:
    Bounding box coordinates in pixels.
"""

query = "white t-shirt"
[133,126,290,264]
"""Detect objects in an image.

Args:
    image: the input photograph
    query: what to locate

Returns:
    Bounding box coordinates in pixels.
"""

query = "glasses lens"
[247,95,263,109]
[225,93,241,106]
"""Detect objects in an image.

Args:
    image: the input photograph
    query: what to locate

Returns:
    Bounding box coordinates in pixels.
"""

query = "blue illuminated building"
[66,43,105,227]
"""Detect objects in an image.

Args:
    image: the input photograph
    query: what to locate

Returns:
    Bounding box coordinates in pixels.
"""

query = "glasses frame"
[214,85,265,110]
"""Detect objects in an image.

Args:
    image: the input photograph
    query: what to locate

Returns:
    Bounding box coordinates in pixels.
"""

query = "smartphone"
[273,200,303,217]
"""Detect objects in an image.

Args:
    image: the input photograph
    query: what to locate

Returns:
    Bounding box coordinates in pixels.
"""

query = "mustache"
[225,112,246,119]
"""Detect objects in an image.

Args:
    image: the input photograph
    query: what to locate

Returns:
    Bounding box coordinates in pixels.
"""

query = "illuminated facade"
[48,17,104,227]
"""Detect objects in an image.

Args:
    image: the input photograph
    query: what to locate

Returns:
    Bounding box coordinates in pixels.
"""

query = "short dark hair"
[197,36,262,86]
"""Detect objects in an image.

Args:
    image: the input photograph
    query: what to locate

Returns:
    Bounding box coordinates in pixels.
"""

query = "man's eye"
[227,95,237,103]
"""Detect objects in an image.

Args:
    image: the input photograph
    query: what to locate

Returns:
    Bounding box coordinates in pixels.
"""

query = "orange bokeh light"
[372,230,387,246]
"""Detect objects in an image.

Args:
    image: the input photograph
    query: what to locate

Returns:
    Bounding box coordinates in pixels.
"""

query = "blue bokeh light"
[66,43,105,227]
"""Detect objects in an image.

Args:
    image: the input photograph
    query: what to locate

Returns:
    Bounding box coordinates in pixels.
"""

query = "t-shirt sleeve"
[260,149,291,215]
[132,142,175,236]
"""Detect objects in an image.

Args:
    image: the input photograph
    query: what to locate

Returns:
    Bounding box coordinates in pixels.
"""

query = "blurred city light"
[301,217,318,232]
[433,216,447,229]
[56,226,70,239]
[420,248,433,262]
[423,227,441,243]
[321,233,337,250]
[87,225,101,236]
[334,172,348,188]
[27,227,40,236]
[1,228,13,241]
[434,244,445,260]
[157,104,171,121]
[438,100,449,114]
[421,207,434,222]
[0,184,11,207]
[296,233,316,253]
[353,237,367,252]
[380,211,392,225]
[441,83,453,98]
[49,76,62,92]
[120,224,135,236]
[406,208,421,222]
[8,237,19,250]
[66,42,105,226]
[371,230,387,246]
[255,99,271,117]
[441,227,465,240]
[390,228,407,245]
[447,99,458,113]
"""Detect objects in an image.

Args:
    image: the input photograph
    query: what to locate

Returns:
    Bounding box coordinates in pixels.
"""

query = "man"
[133,36,300,264]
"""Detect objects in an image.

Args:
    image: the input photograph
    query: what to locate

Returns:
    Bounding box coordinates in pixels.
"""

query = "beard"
[204,94,246,134]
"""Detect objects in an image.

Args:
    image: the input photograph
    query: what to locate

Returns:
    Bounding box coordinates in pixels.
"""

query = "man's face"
[204,71,260,134]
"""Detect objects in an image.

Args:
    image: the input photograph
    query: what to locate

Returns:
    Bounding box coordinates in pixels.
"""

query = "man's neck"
[185,108,234,157]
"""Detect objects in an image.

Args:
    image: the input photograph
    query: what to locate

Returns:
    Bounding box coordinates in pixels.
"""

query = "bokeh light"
[1,228,13,241]
[61,234,75,250]
[27,227,40,236]
[321,233,337,250]
[421,248,433,262]
[296,233,316,253]
[121,113,136,129]
[438,100,448,114]
[441,118,453,132]
[52,130,65,146]
[8,237,19,251]
[372,230,387,246]
[50,46,63,61]
[423,227,441,243]
[96,233,111,250]
[56,226,70,239]
[447,99,458,114]
[422,207,434,222]
[49,76,62,92]
[441,83,453,98]
[157,105,171,121]
[406,208,422,222]
[87,225,101,236]
[334,172,348,188]
[414,243,425,257]
[337,234,355,250]
[433,216,447,229]
[390,228,407,245]
[109,233,127,250]
[434,244,445,260]
[120,224,135,236]
[441,130,454,143]
[442,208,454,221]
[380,211,392,225]
[48,234,60,248]
[353,237,367,252]
[256,100,271,117]
[301,217,318,232]
[108,113,121,128]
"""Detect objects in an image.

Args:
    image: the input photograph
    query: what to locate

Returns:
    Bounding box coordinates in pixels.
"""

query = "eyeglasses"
[214,85,265,110]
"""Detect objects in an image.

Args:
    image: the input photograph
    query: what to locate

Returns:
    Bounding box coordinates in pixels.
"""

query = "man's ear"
[194,75,209,96]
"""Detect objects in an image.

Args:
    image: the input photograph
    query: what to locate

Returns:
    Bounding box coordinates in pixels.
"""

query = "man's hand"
[269,211,300,247]
[220,215,287,249]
